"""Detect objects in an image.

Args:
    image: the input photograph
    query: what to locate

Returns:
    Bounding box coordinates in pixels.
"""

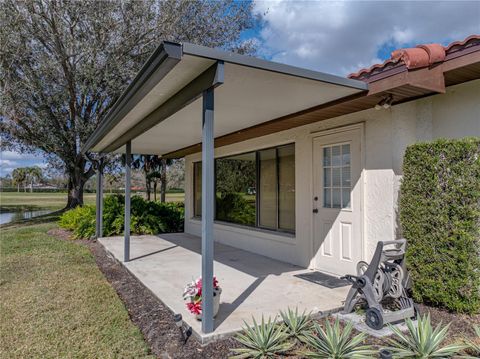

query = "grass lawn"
[0,191,185,210]
[0,192,97,210]
[0,223,154,358]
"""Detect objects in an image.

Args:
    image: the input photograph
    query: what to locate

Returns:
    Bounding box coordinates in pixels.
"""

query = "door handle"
[313,208,318,214]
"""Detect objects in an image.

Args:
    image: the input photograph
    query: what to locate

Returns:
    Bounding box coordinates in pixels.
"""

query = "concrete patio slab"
[99,233,350,343]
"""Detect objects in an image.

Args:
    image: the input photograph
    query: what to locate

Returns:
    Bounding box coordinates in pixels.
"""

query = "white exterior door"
[312,126,363,276]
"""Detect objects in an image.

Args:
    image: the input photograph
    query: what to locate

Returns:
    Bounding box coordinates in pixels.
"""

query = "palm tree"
[124,155,171,202]
[25,166,42,192]
[160,158,172,203]
[12,168,26,192]
[131,155,163,201]
[145,158,172,202]
[147,171,161,201]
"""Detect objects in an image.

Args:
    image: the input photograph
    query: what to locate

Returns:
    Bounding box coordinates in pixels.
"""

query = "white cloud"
[254,1,480,76]
[0,159,16,167]
[1,151,42,161]
[0,159,18,176]
[0,151,46,176]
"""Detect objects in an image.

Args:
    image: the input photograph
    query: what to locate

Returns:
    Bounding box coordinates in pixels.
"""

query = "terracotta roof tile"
[349,34,480,80]
[445,34,480,52]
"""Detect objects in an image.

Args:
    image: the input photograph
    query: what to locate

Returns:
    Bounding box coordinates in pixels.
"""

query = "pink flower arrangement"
[183,277,220,315]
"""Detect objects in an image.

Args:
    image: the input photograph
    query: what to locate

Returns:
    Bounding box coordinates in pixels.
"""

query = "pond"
[0,208,53,225]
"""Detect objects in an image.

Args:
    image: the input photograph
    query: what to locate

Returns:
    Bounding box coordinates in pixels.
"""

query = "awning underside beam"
[102,60,224,153]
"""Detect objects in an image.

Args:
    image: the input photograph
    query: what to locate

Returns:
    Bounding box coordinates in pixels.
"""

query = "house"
[83,35,480,336]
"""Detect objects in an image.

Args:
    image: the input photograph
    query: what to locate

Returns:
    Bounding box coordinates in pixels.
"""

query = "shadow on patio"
[98,233,350,342]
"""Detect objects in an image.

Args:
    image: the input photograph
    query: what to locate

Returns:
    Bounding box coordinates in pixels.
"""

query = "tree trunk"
[153,181,157,201]
[145,179,151,201]
[66,174,86,209]
[30,179,33,193]
[64,157,93,209]
[17,183,19,192]
[160,159,167,203]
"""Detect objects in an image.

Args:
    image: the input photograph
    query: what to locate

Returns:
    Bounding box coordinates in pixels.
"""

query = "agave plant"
[230,316,293,358]
[384,314,466,358]
[279,307,312,342]
[300,317,376,358]
[464,325,480,358]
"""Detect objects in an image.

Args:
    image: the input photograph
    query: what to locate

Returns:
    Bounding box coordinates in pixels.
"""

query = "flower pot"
[195,287,222,320]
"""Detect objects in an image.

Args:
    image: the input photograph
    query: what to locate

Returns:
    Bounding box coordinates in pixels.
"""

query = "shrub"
[230,316,293,358]
[300,318,375,358]
[400,138,480,313]
[385,314,465,358]
[279,307,312,343]
[103,194,125,236]
[59,195,184,239]
[58,205,96,239]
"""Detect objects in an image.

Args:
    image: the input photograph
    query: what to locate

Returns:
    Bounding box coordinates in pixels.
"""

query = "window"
[193,144,295,233]
[278,145,295,230]
[215,152,256,226]
[323,143,351,209]
[259,149,277,229]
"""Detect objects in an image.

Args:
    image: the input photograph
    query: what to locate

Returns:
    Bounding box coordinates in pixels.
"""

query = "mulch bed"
[416,303,480,343]
[48,228,480,358]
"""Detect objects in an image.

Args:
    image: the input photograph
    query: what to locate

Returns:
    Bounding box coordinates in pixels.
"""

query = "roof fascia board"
[368,64,446,95]
[182,42,368,91]
[443,49,480,71]
[82,41,182,153]
[101,61,225,153]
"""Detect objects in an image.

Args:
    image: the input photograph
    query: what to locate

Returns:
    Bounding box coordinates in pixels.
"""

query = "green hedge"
[400,137,480,313]
[59,195,184,239]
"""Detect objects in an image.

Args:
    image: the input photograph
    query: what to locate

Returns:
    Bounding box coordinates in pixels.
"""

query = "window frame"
[193,161,202,217]
[192,143,295,234]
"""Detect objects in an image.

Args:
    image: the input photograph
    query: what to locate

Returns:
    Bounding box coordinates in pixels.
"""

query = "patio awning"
[87,41,368,335]
[83,41,367,157]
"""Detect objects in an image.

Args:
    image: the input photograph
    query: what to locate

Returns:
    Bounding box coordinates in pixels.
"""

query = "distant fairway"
[0,191,185,211]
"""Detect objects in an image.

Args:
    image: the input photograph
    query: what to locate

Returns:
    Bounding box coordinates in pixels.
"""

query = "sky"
[0,151,47,177]
[251,0,480,75]
[2,0,479,177]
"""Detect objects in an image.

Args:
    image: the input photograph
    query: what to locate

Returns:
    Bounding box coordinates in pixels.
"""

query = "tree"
[104,173,121,194]
[160,158,170,203]
[11,168,26,192]
[25,166,43,192]
[0,0,256,208]
[146,158,172,202]
[147,170,162,202]
[167,159,185,190]
[131,155,162,201]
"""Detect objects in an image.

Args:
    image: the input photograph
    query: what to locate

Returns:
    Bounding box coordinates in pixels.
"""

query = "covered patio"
[83,41,366,336]
[99,233,349,342]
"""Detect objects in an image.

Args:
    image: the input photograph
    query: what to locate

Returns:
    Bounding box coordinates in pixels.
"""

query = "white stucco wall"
[183,79,480,269]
